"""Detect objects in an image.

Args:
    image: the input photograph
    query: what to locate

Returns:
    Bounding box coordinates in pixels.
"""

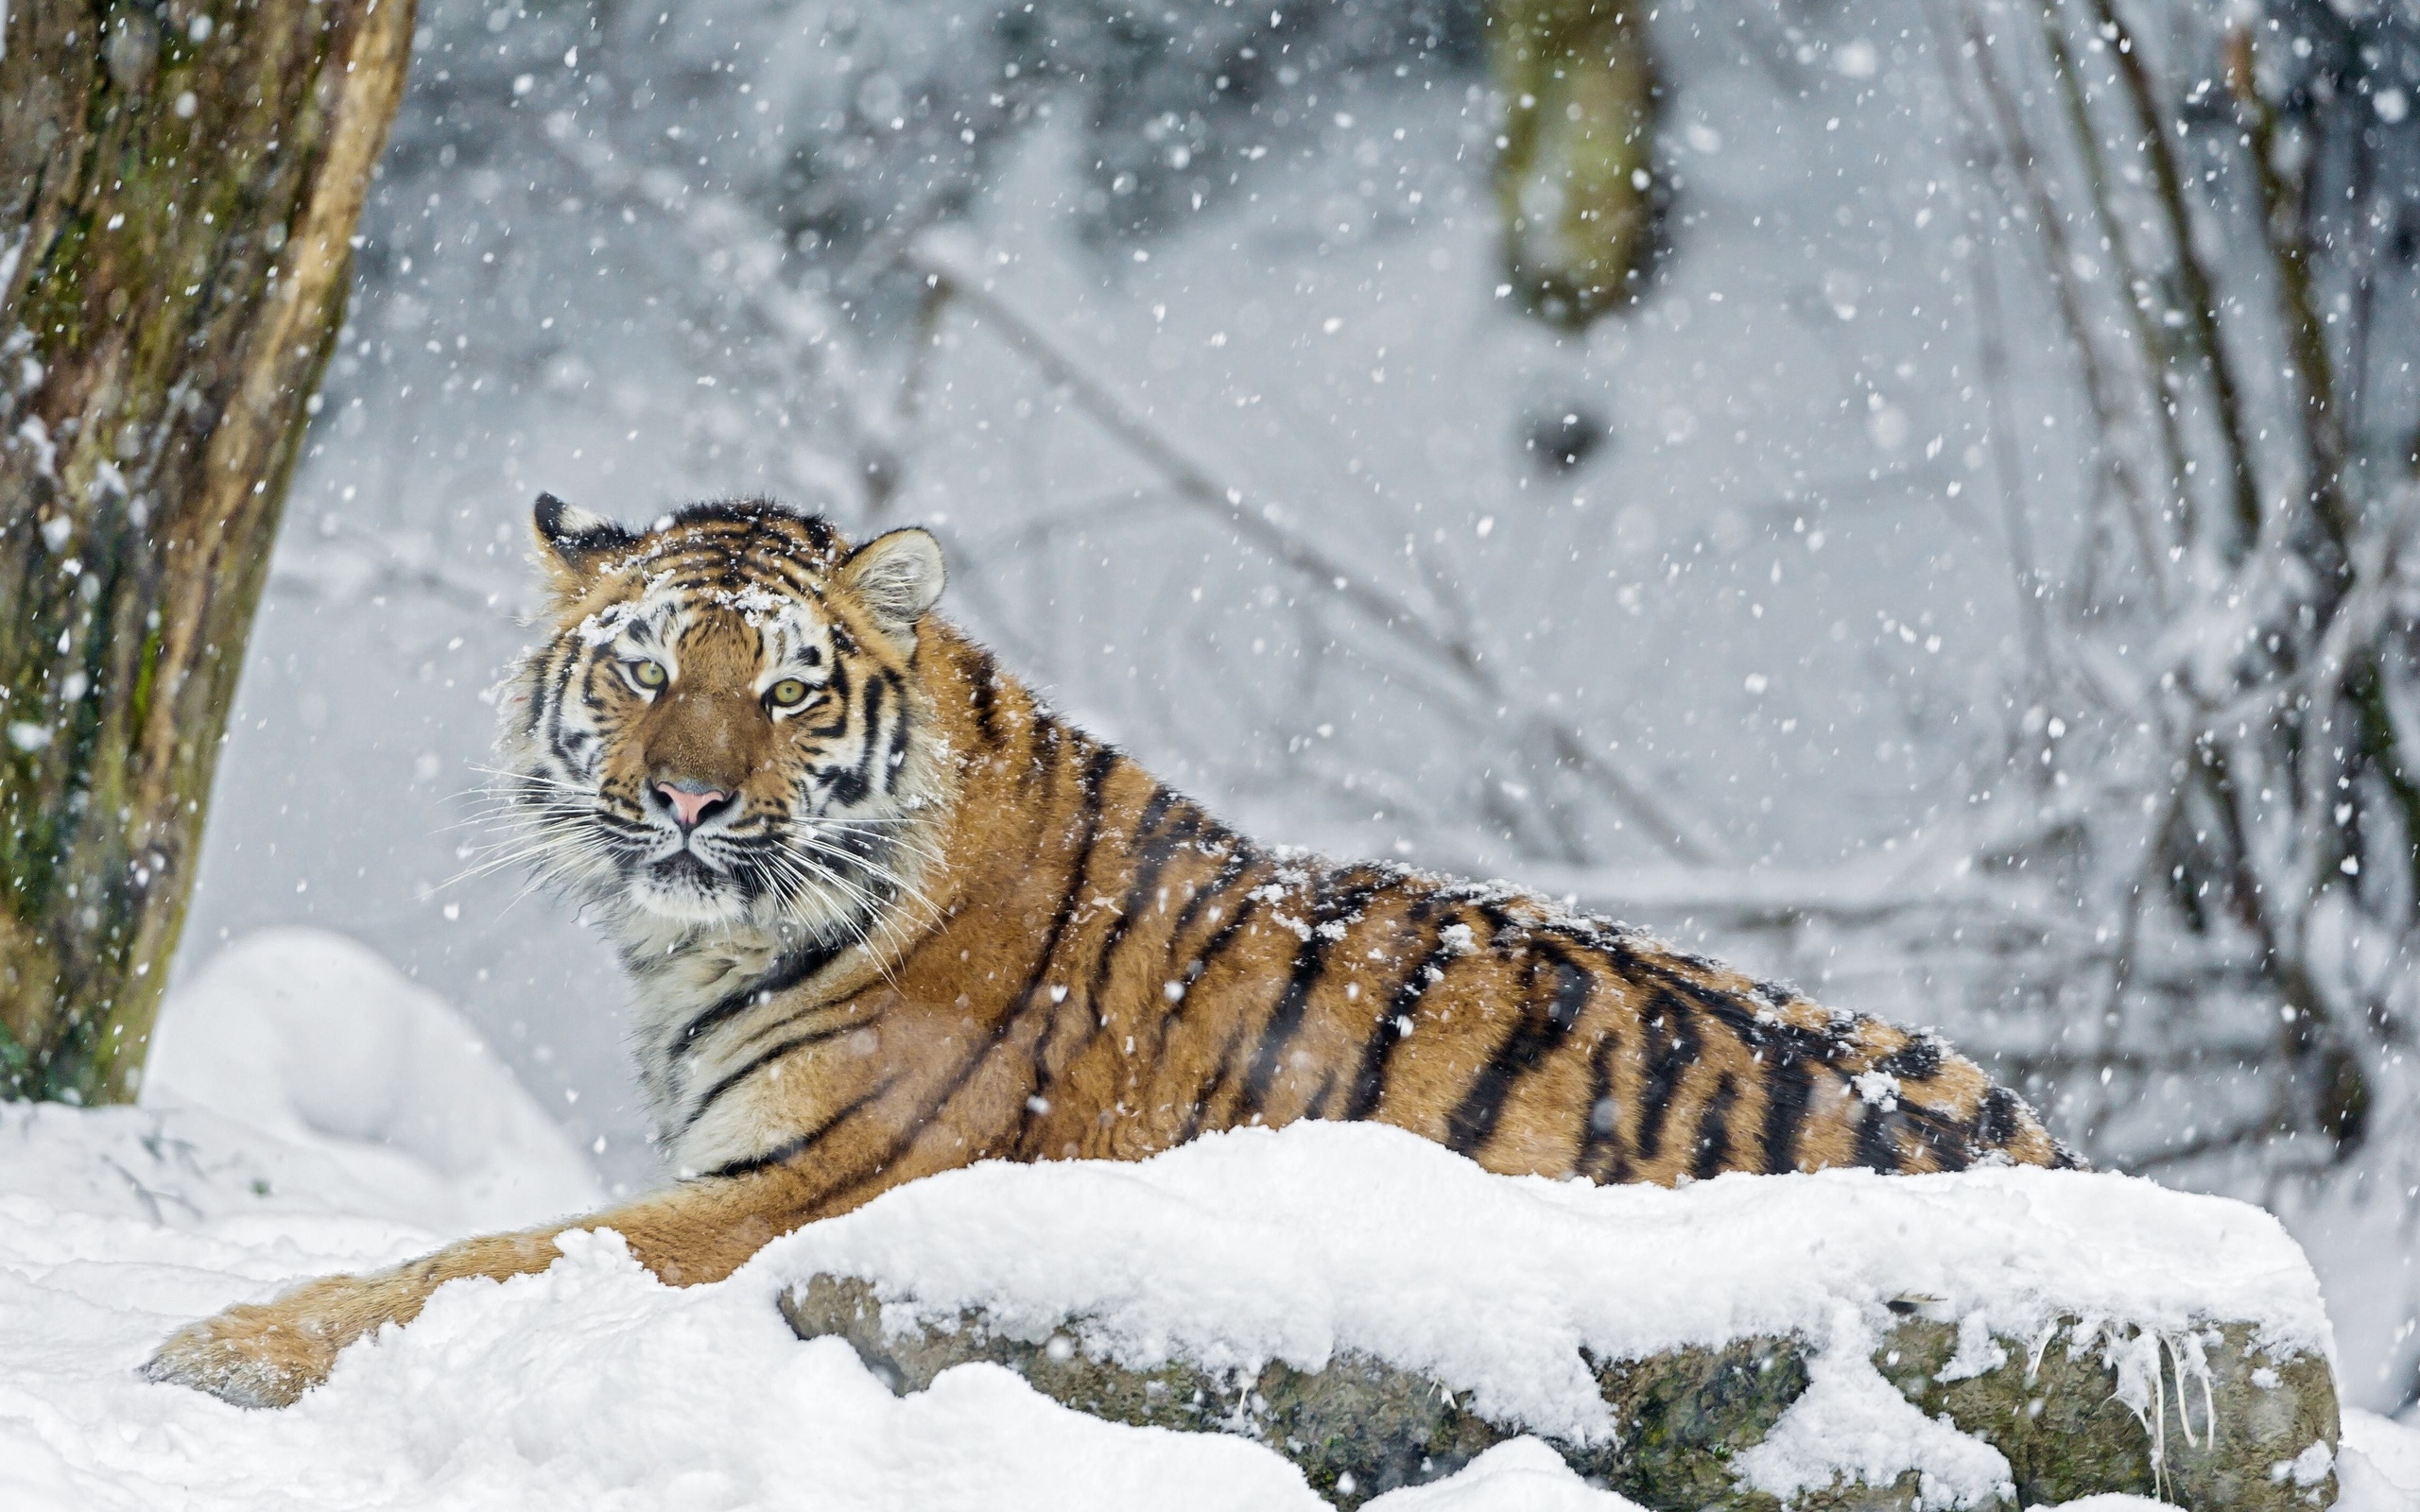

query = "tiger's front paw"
[141,1272,392,1409]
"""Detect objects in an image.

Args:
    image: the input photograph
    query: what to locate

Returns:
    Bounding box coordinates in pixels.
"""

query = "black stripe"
[1082,788,1195,1014]
[827,673,886,807]
[1167,884,1266,1018]
[1541,944,1595,1032]
[589,808,652,838]
[1628,958,1775,1048]
[1236,874,1389,1121]
[802,654,855,741]
[1443,943,1592,1157]
[1087,788,1184,964]
[1470,902,1520,955]
[1341,908,1456,1123]
[1852,1099,1903,1173]
[1876,1033,1945,1082]
[523,644,566,737]
[1976,1086,2023,1147]
[1691,1074,1740,1181]
[680,1020,869,1134]
[668,498,808,532]
[1632,992,1701,1162]
[1758,1052,1815,1175]
[1166,836,1255,950]
[1050,788,1181,1074]
[673,937,852,1057]
[1132,838,1257,1074]
[752,551,823,598]
[1573,1025,1632,1183]
[1902,1105,1972,1173]
[1522,921,1771,1177]
[1177,1019,1253,1144]
[881,676,912,793]
[862,671,897,782]
[542,653,590,771]
[1008,744,1120,1153]
[724,998,853,1057]
[965,647,1004,749]
[704,1074,897,1179]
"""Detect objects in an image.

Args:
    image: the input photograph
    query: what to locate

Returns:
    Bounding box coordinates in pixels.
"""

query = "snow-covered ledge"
[767,1124,2338,1510]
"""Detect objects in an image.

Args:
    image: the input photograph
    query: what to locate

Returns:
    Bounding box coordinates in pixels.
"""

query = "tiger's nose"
[652,780,732,832]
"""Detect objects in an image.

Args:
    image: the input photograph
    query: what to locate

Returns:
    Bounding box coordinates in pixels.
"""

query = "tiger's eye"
[767,678,810,709]
[628,660,667,689]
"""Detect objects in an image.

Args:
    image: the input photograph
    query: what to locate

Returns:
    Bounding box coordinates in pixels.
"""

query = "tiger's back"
[937,695,2066,1185]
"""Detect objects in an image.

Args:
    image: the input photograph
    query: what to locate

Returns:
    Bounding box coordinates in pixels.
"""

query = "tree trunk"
[1490,0,1658,329]
[0,0,415,1101]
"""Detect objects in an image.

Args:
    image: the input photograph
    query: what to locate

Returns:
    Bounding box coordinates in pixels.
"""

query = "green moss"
[0,1018,29,1097]
[127,625,163,733]
[23,212,95,360]
[1886,1315,2338,1512]
[1582,1338,1810,1509]
[0,764,63,921]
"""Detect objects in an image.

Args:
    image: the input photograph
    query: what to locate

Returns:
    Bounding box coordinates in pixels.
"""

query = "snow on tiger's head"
[493,495,948,941]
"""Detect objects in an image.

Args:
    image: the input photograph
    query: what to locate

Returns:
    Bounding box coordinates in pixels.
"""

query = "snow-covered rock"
[761,1121,2333,1435]
[765,1122,2341,1509]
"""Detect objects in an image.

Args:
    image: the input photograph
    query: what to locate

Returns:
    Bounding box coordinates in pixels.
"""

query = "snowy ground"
[3,933,2416,1509]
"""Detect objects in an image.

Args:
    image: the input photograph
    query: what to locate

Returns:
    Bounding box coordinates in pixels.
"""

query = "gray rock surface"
[780,1276,2337,1510]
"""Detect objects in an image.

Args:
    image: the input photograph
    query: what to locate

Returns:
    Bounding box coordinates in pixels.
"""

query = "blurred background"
[172,0,2420,1411]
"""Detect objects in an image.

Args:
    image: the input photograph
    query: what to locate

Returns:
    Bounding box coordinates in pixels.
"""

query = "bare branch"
[911,237,1725,865]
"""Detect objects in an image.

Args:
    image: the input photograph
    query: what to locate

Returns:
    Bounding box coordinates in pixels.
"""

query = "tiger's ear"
[838,527,946,638]
[531,492,633,590]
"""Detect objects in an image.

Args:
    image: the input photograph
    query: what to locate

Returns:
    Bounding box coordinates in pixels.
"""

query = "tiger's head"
[494,495,949,949]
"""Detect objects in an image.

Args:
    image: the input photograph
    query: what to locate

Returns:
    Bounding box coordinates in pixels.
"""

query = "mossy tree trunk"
[0,0,415,1101]
[1489,0,1658,328]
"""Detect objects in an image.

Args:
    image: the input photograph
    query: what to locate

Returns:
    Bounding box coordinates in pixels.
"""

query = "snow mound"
[2340,1409,2420,1511]
[757,1120,2333,1448]
[142,927,601,1231]
[0,1135,1328,1511]
[1360,1439,1648,1511]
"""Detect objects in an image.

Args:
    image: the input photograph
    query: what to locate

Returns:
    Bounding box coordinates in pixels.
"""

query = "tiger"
[144,495,2078,1409]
